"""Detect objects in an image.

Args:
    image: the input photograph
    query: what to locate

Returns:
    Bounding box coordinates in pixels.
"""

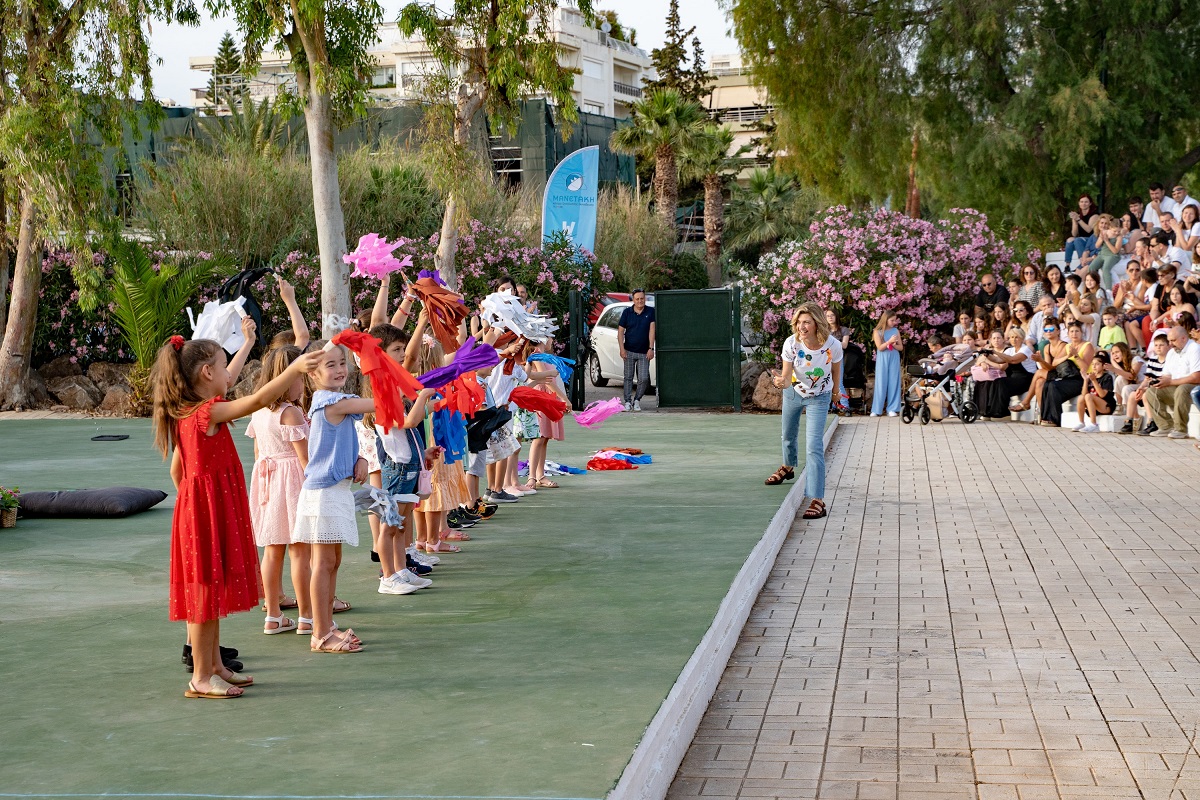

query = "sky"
[147,2,740,106]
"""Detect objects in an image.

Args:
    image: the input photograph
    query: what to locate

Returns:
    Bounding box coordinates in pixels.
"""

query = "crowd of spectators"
[818,181,1200,439]
[898,181,1200,441]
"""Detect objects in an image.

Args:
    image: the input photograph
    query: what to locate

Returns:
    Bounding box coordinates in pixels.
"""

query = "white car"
[588,300,657,388]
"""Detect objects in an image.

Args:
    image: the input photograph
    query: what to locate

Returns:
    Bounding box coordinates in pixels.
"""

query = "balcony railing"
[614,81,642,99]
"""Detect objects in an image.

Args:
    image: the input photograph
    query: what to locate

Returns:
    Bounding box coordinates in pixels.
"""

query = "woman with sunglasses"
[1038,321,1094,427]
[1018,264,1046,306]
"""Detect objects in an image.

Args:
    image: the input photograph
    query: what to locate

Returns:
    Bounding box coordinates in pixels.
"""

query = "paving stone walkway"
[668,416,1200,800]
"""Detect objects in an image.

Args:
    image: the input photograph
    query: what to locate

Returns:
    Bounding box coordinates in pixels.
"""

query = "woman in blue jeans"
[765,301,843,520]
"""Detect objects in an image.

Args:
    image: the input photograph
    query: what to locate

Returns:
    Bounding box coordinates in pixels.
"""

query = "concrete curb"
[607,415,841,800]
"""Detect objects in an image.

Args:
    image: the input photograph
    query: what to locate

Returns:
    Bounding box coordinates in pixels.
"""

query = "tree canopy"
[643,0,712,103]
[732,0,1200,242]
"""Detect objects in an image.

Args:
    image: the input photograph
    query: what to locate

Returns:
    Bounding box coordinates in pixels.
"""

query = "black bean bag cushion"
[17,487,169,519]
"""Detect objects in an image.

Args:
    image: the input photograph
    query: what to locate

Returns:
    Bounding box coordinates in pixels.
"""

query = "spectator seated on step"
[1144,326,1200,439]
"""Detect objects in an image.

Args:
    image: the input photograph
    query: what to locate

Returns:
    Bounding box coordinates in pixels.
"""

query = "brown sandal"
[802,499,826,520]
[765,466,795,486]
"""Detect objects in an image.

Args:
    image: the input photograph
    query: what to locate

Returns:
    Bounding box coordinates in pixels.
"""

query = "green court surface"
[0,411,807,800]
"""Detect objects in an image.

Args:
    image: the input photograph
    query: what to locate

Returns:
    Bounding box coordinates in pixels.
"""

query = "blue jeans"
[781,389,830,500]
[1191,384,1200,412]
[1065,235,1094,265]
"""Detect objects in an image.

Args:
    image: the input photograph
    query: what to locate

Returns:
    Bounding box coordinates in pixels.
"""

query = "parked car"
[588,300,658,388]
[587,292,633,326]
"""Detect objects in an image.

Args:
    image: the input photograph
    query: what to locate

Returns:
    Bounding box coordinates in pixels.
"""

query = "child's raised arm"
[277,276,310,351]
[403,387,439,428]
[370,275,391,329]
[404,310,428,372]
[226,316,258,385]
[391,283,418,327]
[210,350,322,426]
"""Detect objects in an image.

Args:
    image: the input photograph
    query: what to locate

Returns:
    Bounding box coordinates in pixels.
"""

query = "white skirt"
[292,479,359,546]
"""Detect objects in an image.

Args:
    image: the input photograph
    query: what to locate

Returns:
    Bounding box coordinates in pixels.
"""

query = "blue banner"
[542,146,599,253]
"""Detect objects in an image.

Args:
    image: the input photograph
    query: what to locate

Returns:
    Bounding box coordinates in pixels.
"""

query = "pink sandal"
[310,629,362,653]
[427,539,461,553]
[442,530,471,541]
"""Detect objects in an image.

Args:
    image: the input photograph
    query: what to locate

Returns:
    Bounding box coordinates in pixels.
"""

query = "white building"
[189,7,651,118]
[702,53,774,166]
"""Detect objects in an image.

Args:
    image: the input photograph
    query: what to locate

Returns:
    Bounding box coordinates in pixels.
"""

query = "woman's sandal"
[310,630,363,654]
[428,540,461,553]
[332,597,351,613]
[263,614,297,635]
[535,478,560,489]
[184,675,243,699]
[765,466,795,486]
[442,530,471,542]
[802,499,827,520]
[296,617,314,636]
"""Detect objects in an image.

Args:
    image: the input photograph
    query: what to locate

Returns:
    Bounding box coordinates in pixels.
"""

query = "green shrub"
[136,143,443,266]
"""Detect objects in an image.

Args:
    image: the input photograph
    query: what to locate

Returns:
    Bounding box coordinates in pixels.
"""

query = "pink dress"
[246,403,309,547]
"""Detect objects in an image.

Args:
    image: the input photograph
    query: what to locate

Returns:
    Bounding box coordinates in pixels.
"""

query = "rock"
[741,360,767,389]
[741,361,768,408]
[46,375,102,410]
[87,362,133,394]
[25,370,51,408]
[38,355,82,381]
[230,359,262,400]
[752,370,783,412]
[100,385,131,415]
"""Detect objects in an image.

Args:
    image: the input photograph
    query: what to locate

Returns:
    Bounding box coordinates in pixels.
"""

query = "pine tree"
[642,0,697,100]
[205,32,243,114]
[684,36,714,106]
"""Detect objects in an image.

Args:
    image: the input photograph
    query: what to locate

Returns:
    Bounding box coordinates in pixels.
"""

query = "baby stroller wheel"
[961,401,979,424]
[901,405,914,424]
[919,404,931,425]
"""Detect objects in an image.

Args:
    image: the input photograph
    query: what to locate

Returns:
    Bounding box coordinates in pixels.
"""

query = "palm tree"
[610,88,708,230]
[680,124,750,286]
[200,95,288,157]
[726,168,804,255]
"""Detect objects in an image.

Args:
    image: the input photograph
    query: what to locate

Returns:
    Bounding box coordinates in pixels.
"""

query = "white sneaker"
[397,569,432,589]
[633,400,641,412]
[1168,430,1188,439]
[1072,423,1086,431]
[624,402,632,412]
[886,411,899,417]
[379,575,419,595]
[407,546,439,566]
[1081,423,1099,433]
[870,412,881,417]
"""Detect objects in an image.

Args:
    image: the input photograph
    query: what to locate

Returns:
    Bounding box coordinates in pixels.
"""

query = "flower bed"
[738,206,1019,358]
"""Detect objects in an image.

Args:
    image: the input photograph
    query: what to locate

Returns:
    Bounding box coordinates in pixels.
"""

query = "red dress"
[169,397,262,623]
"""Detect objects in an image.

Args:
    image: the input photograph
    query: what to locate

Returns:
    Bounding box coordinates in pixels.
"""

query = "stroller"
[841,342,869,414]
[900,347,979,425]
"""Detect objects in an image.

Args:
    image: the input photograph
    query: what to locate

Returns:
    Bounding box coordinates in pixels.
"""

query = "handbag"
[417,467,433,499]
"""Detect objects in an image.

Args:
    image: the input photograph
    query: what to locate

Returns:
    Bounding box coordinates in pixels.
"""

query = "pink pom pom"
[343,233,413,280]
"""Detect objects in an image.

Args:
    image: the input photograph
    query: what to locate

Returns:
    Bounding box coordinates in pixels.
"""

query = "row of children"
[156,273,571,699]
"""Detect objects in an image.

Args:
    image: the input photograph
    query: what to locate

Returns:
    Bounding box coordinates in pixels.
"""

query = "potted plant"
[0,486,18,528]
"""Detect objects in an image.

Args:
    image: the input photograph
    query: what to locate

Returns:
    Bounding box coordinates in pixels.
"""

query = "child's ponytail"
[151,336,223,458]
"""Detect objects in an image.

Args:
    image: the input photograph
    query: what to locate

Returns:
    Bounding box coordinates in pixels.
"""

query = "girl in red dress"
[153,335,319,699]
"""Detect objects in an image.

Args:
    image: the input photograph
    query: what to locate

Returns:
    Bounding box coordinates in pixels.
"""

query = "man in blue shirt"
[618,289,656,411]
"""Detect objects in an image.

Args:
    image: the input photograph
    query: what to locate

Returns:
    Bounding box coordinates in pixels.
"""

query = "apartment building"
[189,7,651,119]
[702,53,773,165]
